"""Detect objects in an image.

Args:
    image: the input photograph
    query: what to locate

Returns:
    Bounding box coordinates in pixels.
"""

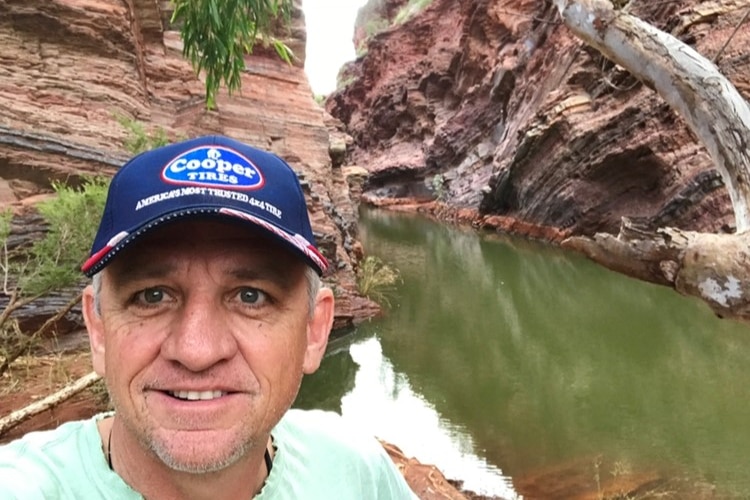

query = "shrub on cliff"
[0,178,109,377]
[20,178,109,296]
[114,114,172,155]
[394,0,433,24]
[357,256,401,308]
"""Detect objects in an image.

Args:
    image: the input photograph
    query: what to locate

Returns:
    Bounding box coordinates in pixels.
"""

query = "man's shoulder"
[276,409,380,452]
[267,410,417,499]
[0,417,92,459]
[277,409,350,434]
[0,414,112,498]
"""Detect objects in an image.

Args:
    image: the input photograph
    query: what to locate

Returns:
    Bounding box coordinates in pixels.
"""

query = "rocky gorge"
[329,0,750,322]
[1,0,750,497]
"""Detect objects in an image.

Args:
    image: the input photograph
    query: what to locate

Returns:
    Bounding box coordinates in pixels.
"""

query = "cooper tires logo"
[162,146,265,190]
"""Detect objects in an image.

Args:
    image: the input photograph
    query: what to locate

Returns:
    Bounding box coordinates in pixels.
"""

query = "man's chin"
[149,431,250,474]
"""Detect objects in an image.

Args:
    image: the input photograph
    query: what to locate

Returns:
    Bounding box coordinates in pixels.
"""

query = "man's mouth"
[167,390,227,401]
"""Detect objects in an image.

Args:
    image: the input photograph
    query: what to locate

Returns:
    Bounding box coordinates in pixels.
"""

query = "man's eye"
[137,288,165,304]
[238,287,266,305]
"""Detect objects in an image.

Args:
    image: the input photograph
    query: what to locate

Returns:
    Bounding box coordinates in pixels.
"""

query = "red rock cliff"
[328,0,750,240]
[0,0,377,329]
[0,4,484,497]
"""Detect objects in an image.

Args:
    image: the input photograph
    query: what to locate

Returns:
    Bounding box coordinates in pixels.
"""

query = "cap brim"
[81,207,328,277]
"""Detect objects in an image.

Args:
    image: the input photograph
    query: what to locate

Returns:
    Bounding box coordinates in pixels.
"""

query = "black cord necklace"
[263,445,273,474]
[107,426,113,470]
[106,428,272,475]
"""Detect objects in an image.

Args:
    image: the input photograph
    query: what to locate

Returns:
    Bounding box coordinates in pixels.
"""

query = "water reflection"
[299,208,750,498]
[341,336,519,498]
[294,338,357,415]
[296,333,518,497]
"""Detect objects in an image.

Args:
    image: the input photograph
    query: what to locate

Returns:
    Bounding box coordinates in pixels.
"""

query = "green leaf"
[273,39,293,64]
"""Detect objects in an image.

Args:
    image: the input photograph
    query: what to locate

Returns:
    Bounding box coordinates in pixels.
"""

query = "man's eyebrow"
[107,263,177,290]
[229,265,297,289]
[111,262,298,289]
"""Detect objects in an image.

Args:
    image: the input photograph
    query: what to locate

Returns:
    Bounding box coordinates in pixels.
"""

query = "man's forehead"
[103,218,304,280]
[137,217,273,244]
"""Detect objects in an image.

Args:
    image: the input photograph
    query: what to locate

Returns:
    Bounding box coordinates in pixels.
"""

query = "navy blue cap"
[82,135,328,276]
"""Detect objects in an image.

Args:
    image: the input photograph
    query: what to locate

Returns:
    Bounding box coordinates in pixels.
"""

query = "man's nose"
[160,293,238,371]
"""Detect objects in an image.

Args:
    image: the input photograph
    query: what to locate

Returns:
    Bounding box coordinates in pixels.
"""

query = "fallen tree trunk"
[0,371,100,438]
[563,218,750,320]
[553,0,750,320]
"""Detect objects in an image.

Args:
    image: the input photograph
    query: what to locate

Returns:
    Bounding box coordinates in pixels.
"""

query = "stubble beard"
[109,369,304,475]
[110,387,261,475]
[149,432,255,474]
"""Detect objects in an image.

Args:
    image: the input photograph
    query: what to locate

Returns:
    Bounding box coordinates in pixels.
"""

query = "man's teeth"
[169,390,225,401]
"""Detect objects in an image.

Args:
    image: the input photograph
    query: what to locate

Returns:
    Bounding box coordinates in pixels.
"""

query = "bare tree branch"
[0,292,82,377]
[713,6,750,63]
[0,371,100,438]
[554,0,750,232]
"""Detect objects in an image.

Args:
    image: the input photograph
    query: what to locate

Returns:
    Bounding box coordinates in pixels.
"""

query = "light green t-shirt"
[0,410,418,499]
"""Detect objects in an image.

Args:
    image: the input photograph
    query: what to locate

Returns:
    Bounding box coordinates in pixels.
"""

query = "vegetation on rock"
[356,256,401,308]
[0,178,108,379]
[354,0,433,54]
[114,114,173,154]
[394,0,433,24]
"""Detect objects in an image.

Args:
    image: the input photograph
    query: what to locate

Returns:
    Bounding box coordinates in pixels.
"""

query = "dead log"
[563,218,750,320]
[553,0,750,319]
[0,371,100,438]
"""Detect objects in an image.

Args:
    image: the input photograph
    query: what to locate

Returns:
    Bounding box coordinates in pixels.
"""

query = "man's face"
[82,219,333,472]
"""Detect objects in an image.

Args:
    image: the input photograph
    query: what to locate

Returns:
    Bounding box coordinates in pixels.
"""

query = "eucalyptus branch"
[0,290,46,328]
[172,0,293,108]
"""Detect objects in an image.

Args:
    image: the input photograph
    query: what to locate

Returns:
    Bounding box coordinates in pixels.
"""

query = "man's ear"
[82,284,106,377]
[302,287,335,374]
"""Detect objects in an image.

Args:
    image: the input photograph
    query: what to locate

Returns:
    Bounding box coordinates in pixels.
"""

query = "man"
[0,135,417,499]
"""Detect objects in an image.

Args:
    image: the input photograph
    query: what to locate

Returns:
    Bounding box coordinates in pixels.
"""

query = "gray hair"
[92,266,321,317]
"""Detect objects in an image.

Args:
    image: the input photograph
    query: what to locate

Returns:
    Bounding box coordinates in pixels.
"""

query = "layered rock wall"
[0,0,376,329]
[329,0,749,240]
